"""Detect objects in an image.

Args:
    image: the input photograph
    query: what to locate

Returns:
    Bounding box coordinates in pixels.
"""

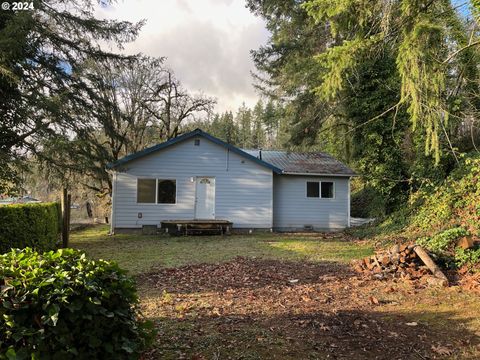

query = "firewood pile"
[353,244,449,286]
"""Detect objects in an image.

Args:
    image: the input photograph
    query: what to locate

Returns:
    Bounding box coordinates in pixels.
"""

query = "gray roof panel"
[243,150,356,176]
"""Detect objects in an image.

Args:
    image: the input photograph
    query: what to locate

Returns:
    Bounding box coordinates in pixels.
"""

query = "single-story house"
[107,128,356,233]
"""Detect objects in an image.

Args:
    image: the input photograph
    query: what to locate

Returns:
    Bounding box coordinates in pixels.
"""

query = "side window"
[157,179,176,204]
[321,182,334,198]
[306,181,319,198]
[137,179,156,203]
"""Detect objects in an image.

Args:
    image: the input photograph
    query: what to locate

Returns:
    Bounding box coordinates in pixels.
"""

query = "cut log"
[413,245,448,286]
[365,258,375,270]
[390,254,400,264]
[372,255,381,268]
[390,244,400,255]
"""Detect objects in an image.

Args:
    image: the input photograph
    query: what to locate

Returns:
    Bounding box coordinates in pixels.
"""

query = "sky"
[95,0,269,113]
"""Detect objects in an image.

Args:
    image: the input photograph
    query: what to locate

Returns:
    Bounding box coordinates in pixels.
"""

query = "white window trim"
[305,180,336,199]
[136,178,177,205]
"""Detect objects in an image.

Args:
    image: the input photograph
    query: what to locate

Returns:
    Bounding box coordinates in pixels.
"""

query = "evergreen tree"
[0,0,141,193]
[302,0,477,163]
[263,100,278,148]
[252,100,266,148]
[221,112,238,144]
[344,54,409,212]
[208,112,238,145]
[236,103,253,148]
[247,0,480,214]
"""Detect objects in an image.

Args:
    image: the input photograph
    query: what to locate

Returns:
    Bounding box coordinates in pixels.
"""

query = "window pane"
[321,182,334,198]
[158,180,176,204]
[137,179,156,203]
[306,182,319,198]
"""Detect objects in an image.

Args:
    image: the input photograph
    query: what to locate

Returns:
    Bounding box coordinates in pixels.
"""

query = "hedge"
[0,248,154,359]
[0,202,61,254]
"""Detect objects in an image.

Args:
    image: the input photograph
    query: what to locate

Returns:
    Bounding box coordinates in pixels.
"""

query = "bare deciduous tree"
[142,67,216,140]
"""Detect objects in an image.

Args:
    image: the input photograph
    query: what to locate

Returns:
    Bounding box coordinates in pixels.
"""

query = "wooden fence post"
[61,188,71,248]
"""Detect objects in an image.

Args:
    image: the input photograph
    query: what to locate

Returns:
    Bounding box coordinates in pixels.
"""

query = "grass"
[70,225,480,359]
[70,225,373,274]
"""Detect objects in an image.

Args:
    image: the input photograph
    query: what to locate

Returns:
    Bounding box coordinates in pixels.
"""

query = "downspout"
[226,149,230,171]
[271,171,274,232]
[347,177,351,228]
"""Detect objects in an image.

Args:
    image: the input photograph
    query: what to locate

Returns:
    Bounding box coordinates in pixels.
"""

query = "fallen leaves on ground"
[138,257,480,359]
[431,344,454,356]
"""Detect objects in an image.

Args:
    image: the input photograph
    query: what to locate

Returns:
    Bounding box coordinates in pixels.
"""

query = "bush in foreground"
[0,202,61,253]
[0,248,153,359]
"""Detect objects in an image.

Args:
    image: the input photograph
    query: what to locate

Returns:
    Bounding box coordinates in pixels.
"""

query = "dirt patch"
[139,257,347,293]
[138,257,480,359]
[450,267,480,293]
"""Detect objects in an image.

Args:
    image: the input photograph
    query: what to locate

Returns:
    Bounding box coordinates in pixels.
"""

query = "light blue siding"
[273,175,349,231]
[112,136,273,229]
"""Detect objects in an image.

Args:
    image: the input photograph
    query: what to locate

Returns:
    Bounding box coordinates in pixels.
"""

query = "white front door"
[195,177,215,219]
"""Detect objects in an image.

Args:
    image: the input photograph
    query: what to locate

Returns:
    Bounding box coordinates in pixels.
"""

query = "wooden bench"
[161,220,233,236]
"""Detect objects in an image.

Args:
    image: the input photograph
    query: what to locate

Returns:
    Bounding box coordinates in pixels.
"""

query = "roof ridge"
[107,129,283,173]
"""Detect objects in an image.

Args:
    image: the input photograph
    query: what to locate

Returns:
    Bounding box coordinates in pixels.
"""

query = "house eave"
[280,172,357,177]
[106,129,283,174]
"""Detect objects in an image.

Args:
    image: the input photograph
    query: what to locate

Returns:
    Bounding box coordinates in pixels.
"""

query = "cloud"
[95,0,269,112]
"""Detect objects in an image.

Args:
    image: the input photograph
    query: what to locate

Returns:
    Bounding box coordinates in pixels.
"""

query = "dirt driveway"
[138,257,480,359]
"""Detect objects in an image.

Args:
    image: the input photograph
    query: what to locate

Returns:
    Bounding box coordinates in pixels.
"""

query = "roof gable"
[107,129,283,173]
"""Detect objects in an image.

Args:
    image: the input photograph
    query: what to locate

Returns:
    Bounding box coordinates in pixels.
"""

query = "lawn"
[70,225,373,275]
[70,226,480,359]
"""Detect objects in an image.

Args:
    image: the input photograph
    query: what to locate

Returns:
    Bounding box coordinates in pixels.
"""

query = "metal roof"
[243,150,356,176]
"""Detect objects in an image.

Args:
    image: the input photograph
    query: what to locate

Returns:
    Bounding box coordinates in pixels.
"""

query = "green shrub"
[455,247,480,268]
[0,202,61,253]
[0,248,153,359]
[416,227,469,254]
[409,154,480,235]
[351,154,480,267]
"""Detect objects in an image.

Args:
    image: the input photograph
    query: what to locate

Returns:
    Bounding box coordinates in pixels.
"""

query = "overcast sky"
[96,0,269,113]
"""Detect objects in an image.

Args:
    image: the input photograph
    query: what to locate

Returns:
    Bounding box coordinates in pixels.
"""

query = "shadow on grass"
[144,308,480,360]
